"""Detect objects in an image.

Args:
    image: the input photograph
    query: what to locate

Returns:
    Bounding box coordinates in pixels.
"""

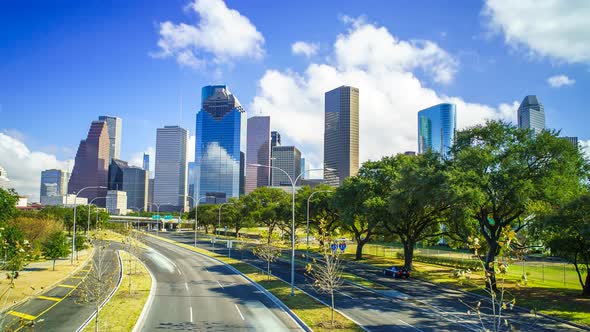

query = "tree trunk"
[53,259,56,271]
[267,260,271,280]
[485,240,499,291]
[583,272,590,296]
[330,290,335,327]
[402,241,415,270]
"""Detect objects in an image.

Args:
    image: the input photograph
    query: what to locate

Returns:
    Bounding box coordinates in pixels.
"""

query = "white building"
[154,126,188,212]
[106,190,127,215]
[41,195,88,207]
[16,196,28,207]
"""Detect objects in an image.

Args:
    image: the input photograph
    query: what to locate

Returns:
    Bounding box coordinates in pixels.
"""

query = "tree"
[8,216,62,256]
[296,185,339,246]
[541,192,590,296]
[252,232,282,280]
[42,231,71,271]
[450,121,587,289]
[383,152,456,270]
[242,187,290,244]
[0,188,18,224]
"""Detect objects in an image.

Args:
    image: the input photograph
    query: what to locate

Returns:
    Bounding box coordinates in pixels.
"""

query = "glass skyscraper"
[417,103,457,157]
[246,116,271,194]
[517,95,545,135]
[195,85,246,203]
[154,125,188,211]
[98,115,122,161]
[271,146,301,186]
[40,169,69,198]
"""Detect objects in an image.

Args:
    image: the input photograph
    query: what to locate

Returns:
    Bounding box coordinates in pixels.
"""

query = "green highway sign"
[164,215,173,220]
[151,215,161,220]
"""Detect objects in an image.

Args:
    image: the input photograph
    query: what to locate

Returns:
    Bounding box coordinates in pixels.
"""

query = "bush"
[396,252,482,271]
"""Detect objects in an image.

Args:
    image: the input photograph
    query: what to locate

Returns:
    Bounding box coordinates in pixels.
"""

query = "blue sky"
[1,0,588,200]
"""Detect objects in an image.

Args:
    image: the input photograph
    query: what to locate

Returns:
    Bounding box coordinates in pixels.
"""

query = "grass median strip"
[82,251,151,332]
[145,233,364,332]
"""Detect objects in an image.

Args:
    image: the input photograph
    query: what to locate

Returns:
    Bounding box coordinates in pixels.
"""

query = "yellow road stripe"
[8,311,36,320]
[37,296,61,302]
[58,284,76,289]
[70,276,84,279]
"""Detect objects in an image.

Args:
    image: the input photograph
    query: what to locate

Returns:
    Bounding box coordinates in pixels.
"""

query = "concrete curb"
[131,253,156,332]
[75,249,124,332]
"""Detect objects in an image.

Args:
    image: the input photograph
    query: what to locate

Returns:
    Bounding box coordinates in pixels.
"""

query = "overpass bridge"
[108,215,194,230]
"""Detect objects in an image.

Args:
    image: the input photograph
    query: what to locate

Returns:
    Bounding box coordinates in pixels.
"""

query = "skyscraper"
[561,136,579,148]
[123,166,148,211]
[271,146,301,186]
[154,126,188,211]
[108,159,128,191]
[68,121,110,205]
[271,131,281,147]
[40,169,69,198]
[98,116,122,161]
[324,85,359,186]
[143,153,150,171]
[301,158,306,180]
[517,95,545,135]
[195,85,246,203]
[417,103,457,156]
[246,116,271,194]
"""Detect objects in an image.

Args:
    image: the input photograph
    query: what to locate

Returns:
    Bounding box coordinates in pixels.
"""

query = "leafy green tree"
[450,121,587,289]
[0,225,31,273]
[242,187,290,244]
[541,192,590,296]
[0,188,18,225]
[296,185,338,244]
[42,231,71,270]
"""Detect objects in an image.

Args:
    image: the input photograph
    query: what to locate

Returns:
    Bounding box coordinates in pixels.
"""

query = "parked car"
[383,266,410,278]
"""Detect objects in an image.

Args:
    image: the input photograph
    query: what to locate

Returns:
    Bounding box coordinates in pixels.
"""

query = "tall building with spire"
[246,116,271,194]
[417,103,457,157]
[68,121,110,205]
[194,85,246,203]
[324,85,359,186]
[517,95,545,135]
[98,116,122,161]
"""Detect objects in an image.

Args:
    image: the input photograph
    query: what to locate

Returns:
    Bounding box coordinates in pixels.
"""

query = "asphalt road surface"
[155,231,586,332]
[138,235,303,331]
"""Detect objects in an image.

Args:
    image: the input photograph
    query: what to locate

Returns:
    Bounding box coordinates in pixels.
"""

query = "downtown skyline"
[1,0,589,201]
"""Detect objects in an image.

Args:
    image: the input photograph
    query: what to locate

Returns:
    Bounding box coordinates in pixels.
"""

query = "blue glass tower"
[195,85,246,203]
[417,103,457,157]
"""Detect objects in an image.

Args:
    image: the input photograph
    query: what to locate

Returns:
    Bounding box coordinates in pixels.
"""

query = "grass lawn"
[83,251,152,332]
[145,233,363,331]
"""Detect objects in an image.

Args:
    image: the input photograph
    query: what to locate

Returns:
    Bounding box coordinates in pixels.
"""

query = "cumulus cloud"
[291,41,319,57]
[547,75,576,88]
[128,146,156,175]
[580,140,590,160]
[483,0,590,63]
[153,0,265,68]
[251,19,516,172]
[0,133,72,202]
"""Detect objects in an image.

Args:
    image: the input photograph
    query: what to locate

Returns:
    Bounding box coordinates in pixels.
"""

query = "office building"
[106,190,127,215]
[517,95,545,135]
[123,166,148,211]
[148,178,154,211]
[40,169,69,198]
[195,85,246,203]
[68,121,110,206]
[98,116,122,161]
[562,136,579,147]
[271,146,301,186]
[143,153,150,171]
[246,116,271,194]
[271,131,281,147]
[187,162,196,209]
[108,159,129,191]
[41,194,87,207]
[324,86,359,186]
[154,125,188,211]
[301,158,306,179]
[417,103,457,157]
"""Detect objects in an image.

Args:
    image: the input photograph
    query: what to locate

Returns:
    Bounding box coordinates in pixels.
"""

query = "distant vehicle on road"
[383,266,410,278]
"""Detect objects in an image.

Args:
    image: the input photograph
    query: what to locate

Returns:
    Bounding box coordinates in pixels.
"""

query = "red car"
[383,266,410,278]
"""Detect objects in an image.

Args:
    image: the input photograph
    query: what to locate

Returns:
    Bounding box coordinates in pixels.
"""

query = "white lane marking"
[235,304,245,320]
[398,319,423,331]
[184,282,189,292]
[178,269,182,276]
[217,280,224,289]
[337,290,354,299]
[189,306,193,323]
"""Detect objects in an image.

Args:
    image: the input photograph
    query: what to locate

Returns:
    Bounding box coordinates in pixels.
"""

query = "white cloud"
[0,133,72,202]
[128,146,156,175]
[153,0,265,69]
[483,0,590,63]
[251,19,516,172]
[291,41,319,58]
[547,74,576,88]
[580,140,590,160]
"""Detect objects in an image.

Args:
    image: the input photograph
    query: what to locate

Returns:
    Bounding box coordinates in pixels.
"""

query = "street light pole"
[88,196,106,234]
[72,185,106,265]
[189,196,214,247]
[249,163,329,296]
[217,202,233,247]
[306,190,332,263]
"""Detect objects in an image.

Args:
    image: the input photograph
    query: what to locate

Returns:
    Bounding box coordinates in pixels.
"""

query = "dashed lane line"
[37,296,62,302]
[7,311,36,320]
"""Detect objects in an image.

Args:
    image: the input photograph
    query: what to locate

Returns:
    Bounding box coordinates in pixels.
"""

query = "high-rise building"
[0,165,10,189]
[123,166,148,211]
[561,136,579,147]
[301,158,306,180]
[143,153,150,171]
[154,126,188,212]
[195,85,246,203]
[417,103,457,156]
[42,194,87,207]
[246,116,271,194]
[187,162,196,209]
[98,116,122,161]
[40,169,69,198]
[271,131,281,147]
[324,86,359,186]
[68,121,110,206]
[108,159,128,191]
[147,178,154,212]
[271,146,301,186]
[517,95,545,135]
[106,190,127,215]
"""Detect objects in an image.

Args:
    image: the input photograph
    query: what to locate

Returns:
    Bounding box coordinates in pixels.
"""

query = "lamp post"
[185,195,215,247]
[72,186,106,265]
[130,207,144,230]
[306,190,332,263]
[249,163,331,296]
[87,196,106,234]
[216,202,233,247]
[150,203,174,235]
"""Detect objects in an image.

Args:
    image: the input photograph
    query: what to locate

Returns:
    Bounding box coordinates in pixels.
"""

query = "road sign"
[331,243,337,253]
[227,240,233,249]
[211,237,216,244]
[339,243,347,253]
[151,215,161,220]
[164,215,173,220]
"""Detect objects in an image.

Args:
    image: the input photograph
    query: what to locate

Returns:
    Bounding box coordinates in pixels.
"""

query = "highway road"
[154,231,586,332]
[138,235,304,331]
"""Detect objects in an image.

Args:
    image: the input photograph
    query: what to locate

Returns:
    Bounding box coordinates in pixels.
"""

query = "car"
[383,266,410,278]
